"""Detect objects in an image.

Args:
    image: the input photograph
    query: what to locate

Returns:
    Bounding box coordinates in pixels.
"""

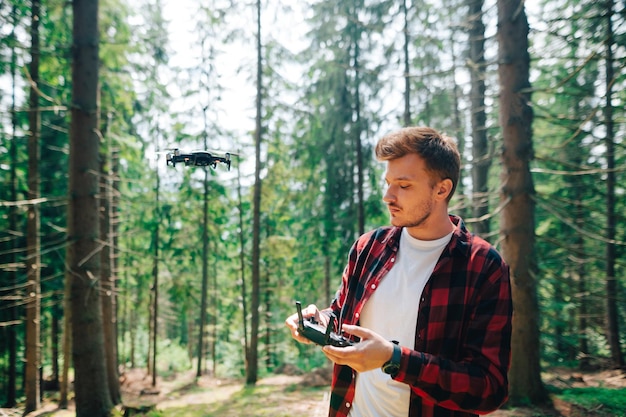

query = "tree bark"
[68,0,113,415]
[236,162,249,376]
[351,6,364,236]
[59,271,71,409]
[602,0,623,369]
[4,2,20,409]
[468,0,490,237]
[197,159,210,378]
[497,0,548,405]
[151,138,160,387]
[100,119,120,404]
[402,0,411,126]
[24,0,42,412]
[248,0,263,386]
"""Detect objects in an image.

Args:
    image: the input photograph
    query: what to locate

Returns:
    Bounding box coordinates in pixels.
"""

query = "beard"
[388,199,434,229]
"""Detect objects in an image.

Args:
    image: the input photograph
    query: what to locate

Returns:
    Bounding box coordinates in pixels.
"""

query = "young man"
[286,126,512,417]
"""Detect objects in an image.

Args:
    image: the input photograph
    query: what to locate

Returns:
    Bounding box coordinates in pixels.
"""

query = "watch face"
[382,362,399,375]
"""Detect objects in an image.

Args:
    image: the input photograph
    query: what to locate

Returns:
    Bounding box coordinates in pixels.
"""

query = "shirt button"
[371,284,376,290]
[346,402,351,408]
[355,313,360,319]
[391,257,395,262]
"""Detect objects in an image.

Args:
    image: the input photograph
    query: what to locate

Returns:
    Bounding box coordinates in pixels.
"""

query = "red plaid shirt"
[326,215,512,417]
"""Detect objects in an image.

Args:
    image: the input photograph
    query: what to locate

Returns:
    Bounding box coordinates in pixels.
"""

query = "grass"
[556,386,626,416]
[151,382,327,417]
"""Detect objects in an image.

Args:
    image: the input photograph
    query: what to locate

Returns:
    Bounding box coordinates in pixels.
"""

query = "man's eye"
[399,184,410,189]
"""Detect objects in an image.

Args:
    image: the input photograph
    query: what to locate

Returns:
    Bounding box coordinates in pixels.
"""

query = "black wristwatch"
[381,340,401,377]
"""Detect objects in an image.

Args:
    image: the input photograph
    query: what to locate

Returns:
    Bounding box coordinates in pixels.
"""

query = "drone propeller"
[191,149,240,157]
[156,148,180,155]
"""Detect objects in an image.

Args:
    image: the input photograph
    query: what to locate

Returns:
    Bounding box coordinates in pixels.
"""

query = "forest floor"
[4,366,625,417]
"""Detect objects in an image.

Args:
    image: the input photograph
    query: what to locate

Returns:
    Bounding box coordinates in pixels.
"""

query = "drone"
[165,149,234,170]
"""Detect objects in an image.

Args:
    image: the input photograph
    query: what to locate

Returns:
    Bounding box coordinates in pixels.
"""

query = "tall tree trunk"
[236,162,249,374]
[602,0,623,369]
[112,147,121,368]
[197,137,210,378]
[497,0,548,405]
[5,3,19,408]
[211,251,218,376]
[248,0,263,386]
[468,0,490,237]
[352,12,364,236]
[264,258,272,371]
[100,117,120,404]
[59,272,71,409]
[51,310,60,386]
[24,0,42,412]
[151,135,160,387]
[402,0,411,126]
[448,24,465,203]
[68,0,112,414]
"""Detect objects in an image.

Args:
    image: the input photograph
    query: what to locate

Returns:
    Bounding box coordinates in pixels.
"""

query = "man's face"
[383,153,439,230]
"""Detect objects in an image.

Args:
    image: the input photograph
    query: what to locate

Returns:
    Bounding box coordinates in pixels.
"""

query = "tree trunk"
[100,121,120,404]
[51,310,60,386]
[352,12,364,237]
[5,3,19,408]
[151,139,160,387]
[448,19,465,209]
[402,0,411,126]
[468,0,490,237]
[211,253,218,376]
[602,0,623,369]
[236,162,249,375]
[264,260,272,371]
[197,165,210,377]
[497,0,548,406]
[68,0,113,415]
[59,271,71,409]
[248,0,263,386]
[112,147,121,369]
[24,0,42,412]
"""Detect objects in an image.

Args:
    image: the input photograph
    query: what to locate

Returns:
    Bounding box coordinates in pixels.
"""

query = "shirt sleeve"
[394,259,512,414]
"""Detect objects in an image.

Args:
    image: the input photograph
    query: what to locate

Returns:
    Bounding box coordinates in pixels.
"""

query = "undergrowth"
[555,386,626,416]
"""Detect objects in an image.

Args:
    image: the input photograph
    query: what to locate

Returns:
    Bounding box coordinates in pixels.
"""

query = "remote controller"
[296,301,353,347]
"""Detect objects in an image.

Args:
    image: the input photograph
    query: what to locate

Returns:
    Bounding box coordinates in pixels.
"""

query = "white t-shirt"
[348,228,452,417]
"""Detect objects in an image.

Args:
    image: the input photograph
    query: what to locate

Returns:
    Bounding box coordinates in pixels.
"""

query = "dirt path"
[6,367,625,417]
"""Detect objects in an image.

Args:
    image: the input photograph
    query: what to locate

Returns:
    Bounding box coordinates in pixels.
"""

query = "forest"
[0,0,625,416]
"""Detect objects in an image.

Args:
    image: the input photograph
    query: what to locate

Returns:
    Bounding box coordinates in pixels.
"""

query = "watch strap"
[382,340,401,376]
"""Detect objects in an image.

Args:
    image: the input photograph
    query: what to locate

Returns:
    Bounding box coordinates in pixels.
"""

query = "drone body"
[166,149,232,170]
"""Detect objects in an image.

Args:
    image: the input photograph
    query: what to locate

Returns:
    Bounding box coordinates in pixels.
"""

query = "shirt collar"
[379,214,472,256]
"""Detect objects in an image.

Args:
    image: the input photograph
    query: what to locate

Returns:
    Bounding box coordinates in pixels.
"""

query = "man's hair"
[375,126,461,201]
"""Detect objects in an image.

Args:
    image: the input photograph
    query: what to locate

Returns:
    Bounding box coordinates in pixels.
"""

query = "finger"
[322,346,344,362]
[340,324,371,339]
[302,304,319,317]
[291,327,313,344]
[294,332,312,344]
[284,314,299,331]
[285,315,313,344]
[322,344,356,358]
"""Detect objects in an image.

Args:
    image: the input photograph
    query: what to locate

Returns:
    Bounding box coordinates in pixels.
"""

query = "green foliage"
[157,339,192,375]
[555,387,626,416]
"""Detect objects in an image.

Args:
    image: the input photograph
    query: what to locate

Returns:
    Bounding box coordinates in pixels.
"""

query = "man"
[285,126,512,417]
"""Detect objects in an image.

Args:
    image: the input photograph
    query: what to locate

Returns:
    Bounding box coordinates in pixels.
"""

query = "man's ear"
[435,178,453,200]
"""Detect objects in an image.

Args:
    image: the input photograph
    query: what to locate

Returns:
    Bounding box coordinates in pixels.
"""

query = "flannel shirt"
[326,215,512,417]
